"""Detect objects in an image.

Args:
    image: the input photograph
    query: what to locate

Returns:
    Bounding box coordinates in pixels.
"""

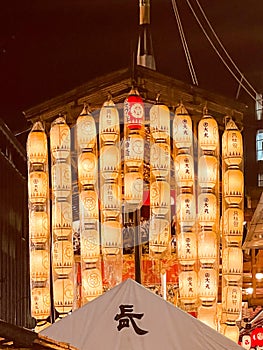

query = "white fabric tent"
[41,278,243,350]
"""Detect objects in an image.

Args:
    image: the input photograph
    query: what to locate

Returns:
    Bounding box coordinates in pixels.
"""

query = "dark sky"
[1,0,263,135]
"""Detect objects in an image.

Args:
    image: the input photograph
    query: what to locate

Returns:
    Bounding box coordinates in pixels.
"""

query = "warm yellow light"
[178,270,198,304]
[175,153,194,188]
[198,114,218,152]
[198,193,217,227]
[222,285,242,321]
[101,220,122,255]
[53,240,73,276]
[173,104,193,149]
[100,145,120,180]
[81,227,100,262]
[30,210,49,244]
[223,168,244,205]
[222,247,243,282]
[176,193,196,227]
[82,267,103,303]
[223,207,244,235]
[150,103,170,142]
[198,267,217,302]
[198,304,217,330]
[220,322,239,343]
[124,133,144,169]
[101,183,121,219]
[99,99,120,145]
[27,121,48,165]
[52,162,71,199]
[52,201,72,238]
[198,155,218,189]
[222,119,243,166]
[198,229,217,264]
[50,117,70,160]
[124,172,143,206]
[53,278,74,314]
[78,151,97,185]
[76,107,97,150]
[150,142,170,179]
[31,287,51,320]
[30,249,49,282]
[80,188,99,218]
[149,217,170,254]
[29,171,48,204]
[177,230,197,265]
[150,180,170,215]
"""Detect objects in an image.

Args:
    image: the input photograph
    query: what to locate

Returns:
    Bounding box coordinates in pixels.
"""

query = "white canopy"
[41,278,243,350]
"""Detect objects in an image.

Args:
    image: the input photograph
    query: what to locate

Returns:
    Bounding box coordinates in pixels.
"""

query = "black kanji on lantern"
[114,304,149,335]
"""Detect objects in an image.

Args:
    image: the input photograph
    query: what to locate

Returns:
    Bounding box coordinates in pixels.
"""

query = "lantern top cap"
[79,103,92,117]
[51,116,67,126]
[31,121,45,132]
[102,98,115,108]
[128,87,140,96]
[225,118,239,131]
[175,102,189,115]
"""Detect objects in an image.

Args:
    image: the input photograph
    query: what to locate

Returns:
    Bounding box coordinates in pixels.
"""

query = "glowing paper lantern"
[220,322,239,343]
[31,287,51,320]
[150,180,170,215]
[176,193,196,227]
[173,104,193,149]
[101,220,122,255]
[29,171,48,204]
[78,151,97,185]
[53,240,73,276]
[30,249,49,282]
[52,201,72,238]
[198,229,217,264]
[222,119,243,166]
[150,142,170,178]
[177,231,197,265]
[198,155,218,189]
[80,189,99,218]
[27,121,48,165]
[198,304,217,329]
[223,207,244,236]
[222,247,243,282]
[198,267,217,302]
[101,183,121,218]
[30,210,49,244]
[81,228,100,262]
[150,103,170,142]
[100,145,120,180]
[124,133,144,168]
[99,99,120,144]
[178,270,198,304]
[53,278,74,314]
[50,117,70,160]
[175,153,194,188]
[198,114,218,152]
[198,193,217,227]
[222,285,242,321]
[52,162,71,199]
[76,107,97,150]
[82,267,103,303]
[124,88,144,130]
[149,218,170,254]
[223,168,244,205]
[124,172,143,206]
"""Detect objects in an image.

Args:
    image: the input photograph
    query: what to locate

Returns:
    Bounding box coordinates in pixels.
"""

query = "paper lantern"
[101,183,121,218]
[222,285,242,321]
[78,151,97,186]
[222,247,243,282]
[220,322,239,343]
[76,107,96,150]
[100,145,120,180]
[124,133,144,169]
[198,304,217,330]
[50,117,70,160]
[198,155,218,190]
[27,121,48,165]
[29,171,48,204]
[149,217,170,254]
[177,231,197,265]
[223,207,244,236]
[99,99,120,144]
[198,193,217,227]
[30,210,49,244]
[198,229,217,264]
[150,103,170,142]
[198,267,217,302]
[52,201,72,238]
[31,287,51,320]
[53,240,73,276]
[222,119,243,166]
[81,228,100,262]
[82,268,103,303]
[223,168,243,205]
[124,88,144,130]
[124,172,143,206]
[52,162,71,199]
[175,153,194,188]
[101,220,122,255]
[179,270,198,304]
[30,249,49,282]
[150,142,170,179]
[173,104,193,149]
[53,278,73,314]
[176,193,196,227]
[150,180,170,215]
[80,189,99,218]
[241,335,251,350]
[198,114,218,152]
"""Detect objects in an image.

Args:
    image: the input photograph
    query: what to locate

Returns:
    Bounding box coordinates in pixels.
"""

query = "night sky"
[1,0,263,136]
